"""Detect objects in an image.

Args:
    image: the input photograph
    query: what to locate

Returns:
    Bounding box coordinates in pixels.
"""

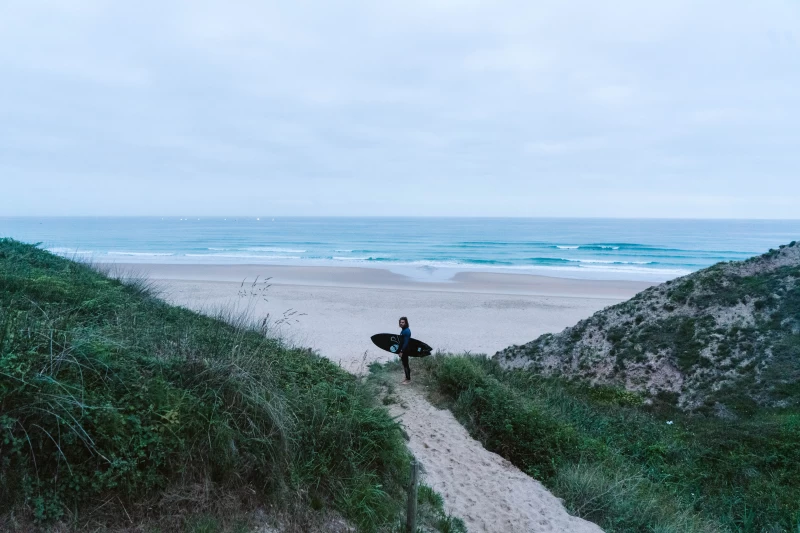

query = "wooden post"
[406,459,419,533]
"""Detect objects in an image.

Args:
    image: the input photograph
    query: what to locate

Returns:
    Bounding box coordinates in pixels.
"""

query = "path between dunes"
[388,383,603,533]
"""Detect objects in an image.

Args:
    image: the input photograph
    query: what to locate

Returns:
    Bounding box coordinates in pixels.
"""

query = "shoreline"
[88,255,689,283]
[110,262,655,299]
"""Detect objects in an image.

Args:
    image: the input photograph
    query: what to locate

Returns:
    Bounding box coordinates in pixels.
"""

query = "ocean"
[2,217,798,282]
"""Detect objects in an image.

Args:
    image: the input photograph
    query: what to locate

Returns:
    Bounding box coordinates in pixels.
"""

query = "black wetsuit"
[399,327,411,380]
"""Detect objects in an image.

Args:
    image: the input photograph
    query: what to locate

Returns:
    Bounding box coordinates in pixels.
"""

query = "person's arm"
[399,329,410,353]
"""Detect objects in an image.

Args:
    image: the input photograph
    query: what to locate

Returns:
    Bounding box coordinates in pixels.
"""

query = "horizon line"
[2,215,800,222]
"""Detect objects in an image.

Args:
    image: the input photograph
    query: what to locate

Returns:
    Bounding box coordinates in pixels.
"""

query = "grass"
[415,485,467,533]
[409,353,800,533]
[0,239,455,532]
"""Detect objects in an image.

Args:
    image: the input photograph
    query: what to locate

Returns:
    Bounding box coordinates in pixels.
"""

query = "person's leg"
[401,353,411,382]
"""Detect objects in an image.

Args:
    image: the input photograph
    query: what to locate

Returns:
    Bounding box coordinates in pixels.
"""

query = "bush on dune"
[0,239,410,531]
[428,356,579,479]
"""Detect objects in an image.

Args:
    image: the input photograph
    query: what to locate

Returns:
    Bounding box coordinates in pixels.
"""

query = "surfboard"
[371,333,432,357]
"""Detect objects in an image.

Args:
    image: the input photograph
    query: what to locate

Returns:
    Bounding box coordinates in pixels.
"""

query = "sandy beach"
[120,263,653,374]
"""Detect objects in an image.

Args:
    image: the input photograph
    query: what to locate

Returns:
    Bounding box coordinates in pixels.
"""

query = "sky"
[1,1,799,218]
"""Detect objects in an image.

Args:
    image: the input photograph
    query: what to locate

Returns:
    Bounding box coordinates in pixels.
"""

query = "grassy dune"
[410,354,800,533]
[0,239,458,532]
[498,242,800,415]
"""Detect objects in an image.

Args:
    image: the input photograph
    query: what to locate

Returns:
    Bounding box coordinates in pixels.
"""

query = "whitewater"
[2,217,798,282]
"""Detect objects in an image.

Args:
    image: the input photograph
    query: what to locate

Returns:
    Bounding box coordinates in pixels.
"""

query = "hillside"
[0,239,460,532]
[496,241,800,414]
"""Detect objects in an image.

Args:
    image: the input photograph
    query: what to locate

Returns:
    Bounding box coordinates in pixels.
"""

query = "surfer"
[398,316,412,384]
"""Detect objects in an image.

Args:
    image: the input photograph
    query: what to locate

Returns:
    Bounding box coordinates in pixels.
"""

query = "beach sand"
[121,263,652,374]
[118,263,652,532]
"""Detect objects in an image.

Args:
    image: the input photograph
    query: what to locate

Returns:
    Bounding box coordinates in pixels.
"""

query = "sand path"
[388,383,603,533]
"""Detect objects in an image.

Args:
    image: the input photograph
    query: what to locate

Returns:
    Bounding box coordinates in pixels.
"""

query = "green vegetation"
[415,485,467,533]
[0,240,454,532]
[413,354,800,533]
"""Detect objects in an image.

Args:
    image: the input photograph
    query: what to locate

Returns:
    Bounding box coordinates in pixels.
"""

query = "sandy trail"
[388,383,603,533]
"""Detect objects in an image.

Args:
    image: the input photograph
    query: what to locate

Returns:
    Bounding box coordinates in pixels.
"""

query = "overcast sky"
[1,1,798,217]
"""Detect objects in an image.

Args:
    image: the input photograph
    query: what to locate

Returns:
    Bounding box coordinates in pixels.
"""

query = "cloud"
[0,1,798,217]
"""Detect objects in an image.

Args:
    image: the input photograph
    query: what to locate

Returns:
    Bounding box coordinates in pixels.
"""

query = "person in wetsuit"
[398,316,412,384]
